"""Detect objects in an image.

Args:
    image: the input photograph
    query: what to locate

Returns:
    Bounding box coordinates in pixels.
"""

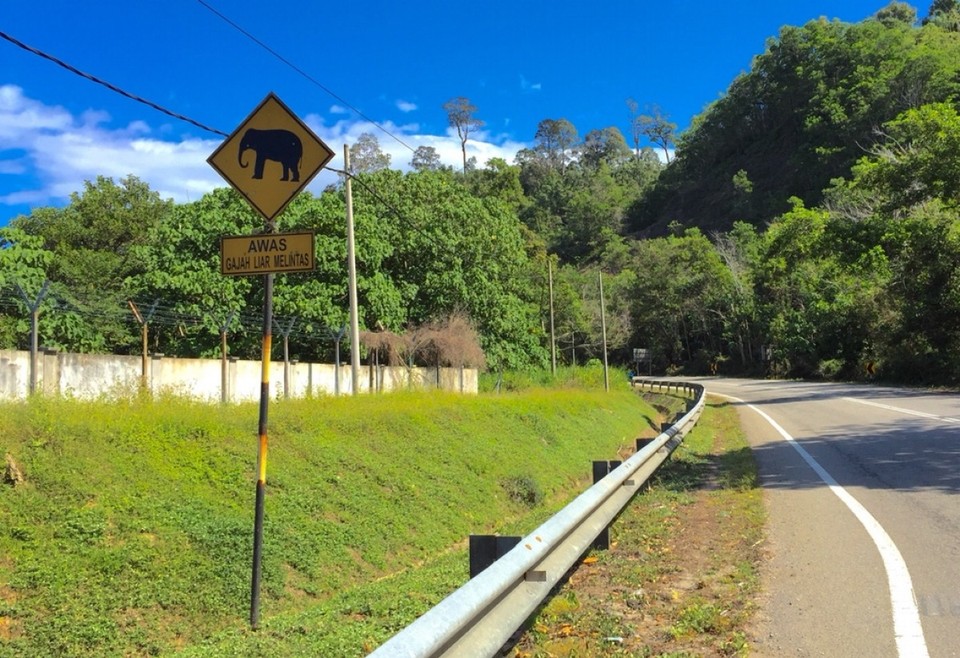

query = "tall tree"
[627,228,735,370]
[925,0,960,27]
[626,98,643,157]
[637,105,676,164]
[464,158,527,214]
[349,133,391,174]
[410,145,442,171]
[533,118,579,170]
[581,127,632,169]
[443,97,484,174]
[876,1,917,26]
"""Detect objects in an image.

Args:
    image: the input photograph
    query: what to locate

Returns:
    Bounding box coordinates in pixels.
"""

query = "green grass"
[512,398,765,658]
[0,383,652,657]
[479,364,629,393]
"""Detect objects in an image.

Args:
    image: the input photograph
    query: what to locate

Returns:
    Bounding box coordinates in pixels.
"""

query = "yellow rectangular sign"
[220,231,316,276]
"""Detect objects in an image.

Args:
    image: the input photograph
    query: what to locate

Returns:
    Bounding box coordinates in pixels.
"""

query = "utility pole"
[599,271,609,392]
[548,257,557,375]
[344,145,362,394]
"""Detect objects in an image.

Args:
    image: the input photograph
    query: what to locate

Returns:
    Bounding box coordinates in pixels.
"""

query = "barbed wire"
[0,289,343,350]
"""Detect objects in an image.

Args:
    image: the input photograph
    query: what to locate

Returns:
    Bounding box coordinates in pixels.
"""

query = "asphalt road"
[686,378,960,658]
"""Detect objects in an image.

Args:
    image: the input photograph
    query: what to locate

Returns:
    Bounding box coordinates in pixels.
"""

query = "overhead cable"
[195,0,417,153]
[0,29,228,137]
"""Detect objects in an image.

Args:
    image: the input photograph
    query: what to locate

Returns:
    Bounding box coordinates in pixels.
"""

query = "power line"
[0,30,228,137]
[195,0,417,153]
[1,25,425,232]
[1,26,426,239]
[328,166,432,242]
[2,26,431,296]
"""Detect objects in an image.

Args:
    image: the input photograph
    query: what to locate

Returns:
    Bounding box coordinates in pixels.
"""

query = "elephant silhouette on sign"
[238,129,303,182]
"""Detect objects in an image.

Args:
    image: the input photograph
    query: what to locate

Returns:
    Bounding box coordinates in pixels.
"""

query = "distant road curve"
[684,378,960,658]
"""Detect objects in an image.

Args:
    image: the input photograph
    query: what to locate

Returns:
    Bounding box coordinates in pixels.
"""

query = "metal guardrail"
[369,379,706,658]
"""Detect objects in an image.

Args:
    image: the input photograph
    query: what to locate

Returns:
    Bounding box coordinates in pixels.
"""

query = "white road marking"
[843,397,960,424]
[716,393,930,658]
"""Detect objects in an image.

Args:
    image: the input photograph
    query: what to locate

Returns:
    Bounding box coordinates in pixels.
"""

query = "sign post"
[633,347,651,376]
[208,92,334,630]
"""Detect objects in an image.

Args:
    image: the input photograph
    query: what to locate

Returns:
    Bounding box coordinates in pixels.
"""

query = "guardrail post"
[591,460,622,550]
[469,535,521,578]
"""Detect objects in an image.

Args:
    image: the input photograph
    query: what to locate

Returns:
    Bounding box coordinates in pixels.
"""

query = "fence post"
[591,460,622,550]
[469,535,521,578]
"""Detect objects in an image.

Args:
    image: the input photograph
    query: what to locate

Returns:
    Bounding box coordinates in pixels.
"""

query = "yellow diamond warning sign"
[208,92,335,222]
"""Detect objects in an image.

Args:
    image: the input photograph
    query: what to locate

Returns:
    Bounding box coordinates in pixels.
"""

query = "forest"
[4,0,960,384]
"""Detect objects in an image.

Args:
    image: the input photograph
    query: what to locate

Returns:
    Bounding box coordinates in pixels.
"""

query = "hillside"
[633,6,960,235]
[0,385,654,656]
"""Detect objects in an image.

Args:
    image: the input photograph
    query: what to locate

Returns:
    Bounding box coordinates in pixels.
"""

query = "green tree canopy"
[632,11,960,234]
[11,175,173,352]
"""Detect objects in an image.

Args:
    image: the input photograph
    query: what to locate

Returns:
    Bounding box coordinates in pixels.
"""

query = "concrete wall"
[0,349,478,402]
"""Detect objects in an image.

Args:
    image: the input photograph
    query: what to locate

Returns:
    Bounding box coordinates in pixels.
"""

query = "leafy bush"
[500,475,544,507]
[479,365,628,392]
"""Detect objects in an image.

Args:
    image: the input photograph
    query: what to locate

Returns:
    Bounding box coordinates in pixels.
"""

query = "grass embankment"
[0,385,655,657]
[514,398,766,657]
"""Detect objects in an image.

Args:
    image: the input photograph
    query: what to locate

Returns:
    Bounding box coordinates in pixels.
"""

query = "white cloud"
[396,99,417,113]
[307,117,526,174]
[329,104,348,114]
[0,85,530,217]
[520,75,542,92]
[0,85,74,141]
[0,85,223,209]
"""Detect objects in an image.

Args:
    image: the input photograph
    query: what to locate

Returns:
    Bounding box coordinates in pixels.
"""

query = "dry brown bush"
[358,312,485,370]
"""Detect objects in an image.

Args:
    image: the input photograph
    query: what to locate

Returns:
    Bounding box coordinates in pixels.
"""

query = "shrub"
[500,475,543,507]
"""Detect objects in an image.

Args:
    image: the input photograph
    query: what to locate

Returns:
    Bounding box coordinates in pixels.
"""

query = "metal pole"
[18,281,48,396]
[283,333,290,399]
[128,300,146,391]
[251,270,274,630]
[548,257,557,376]
[129,299,159,392]
[344,145,362,395]
[30,307,38,394]
[334,337,341,395]
[221,329,228,404]
[599,271,609,392]
[142,323,149,391]
[219,311,235,405]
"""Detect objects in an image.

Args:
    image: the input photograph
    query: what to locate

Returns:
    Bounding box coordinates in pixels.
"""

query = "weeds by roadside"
[0,387,652,657]
[512,398,765,658]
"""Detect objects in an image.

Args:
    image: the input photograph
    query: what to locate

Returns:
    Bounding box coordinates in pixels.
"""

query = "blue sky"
[1,0,903,225]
